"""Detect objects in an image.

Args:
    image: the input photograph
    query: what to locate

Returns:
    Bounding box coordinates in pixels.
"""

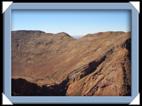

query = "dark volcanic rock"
[12,30,131,96]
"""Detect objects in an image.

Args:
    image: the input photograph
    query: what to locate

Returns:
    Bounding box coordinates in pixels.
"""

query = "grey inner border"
[3,3,139,104]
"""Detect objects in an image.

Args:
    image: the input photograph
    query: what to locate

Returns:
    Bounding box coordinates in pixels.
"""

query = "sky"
[12,10,131,38]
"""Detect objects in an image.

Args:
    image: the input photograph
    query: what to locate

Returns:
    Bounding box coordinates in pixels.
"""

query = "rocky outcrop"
[12,31,131,96]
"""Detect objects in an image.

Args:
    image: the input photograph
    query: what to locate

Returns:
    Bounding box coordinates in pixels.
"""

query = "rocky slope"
[12,30,131,96]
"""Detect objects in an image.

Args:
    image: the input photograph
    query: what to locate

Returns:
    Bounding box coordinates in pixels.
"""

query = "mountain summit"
[55,32,74,39]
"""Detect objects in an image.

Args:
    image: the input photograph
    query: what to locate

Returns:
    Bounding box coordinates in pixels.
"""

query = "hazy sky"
[12,10,130,38]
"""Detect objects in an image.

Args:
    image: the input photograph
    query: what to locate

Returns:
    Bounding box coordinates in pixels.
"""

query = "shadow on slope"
[12,78,68,96]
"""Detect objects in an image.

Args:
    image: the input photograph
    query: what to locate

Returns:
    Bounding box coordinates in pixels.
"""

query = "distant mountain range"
[12,30,131,96]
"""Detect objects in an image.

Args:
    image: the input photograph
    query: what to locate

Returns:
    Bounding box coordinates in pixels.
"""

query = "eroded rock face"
[12,31,131,96]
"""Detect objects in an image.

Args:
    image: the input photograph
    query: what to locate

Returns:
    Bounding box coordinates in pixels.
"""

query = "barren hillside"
[12,30,131,96]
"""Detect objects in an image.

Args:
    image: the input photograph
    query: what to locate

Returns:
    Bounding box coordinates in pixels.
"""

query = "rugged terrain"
[12,30,131,96]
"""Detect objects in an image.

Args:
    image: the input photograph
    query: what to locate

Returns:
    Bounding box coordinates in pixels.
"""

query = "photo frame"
[2,2,139,104]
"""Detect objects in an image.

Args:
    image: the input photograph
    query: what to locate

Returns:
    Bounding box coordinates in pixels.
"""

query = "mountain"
[12,30,131,96]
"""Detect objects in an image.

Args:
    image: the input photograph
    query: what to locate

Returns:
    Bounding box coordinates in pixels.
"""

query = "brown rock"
[12,30,131,96]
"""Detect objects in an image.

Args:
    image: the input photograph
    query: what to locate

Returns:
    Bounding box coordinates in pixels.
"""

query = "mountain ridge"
[12,30,130,39]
